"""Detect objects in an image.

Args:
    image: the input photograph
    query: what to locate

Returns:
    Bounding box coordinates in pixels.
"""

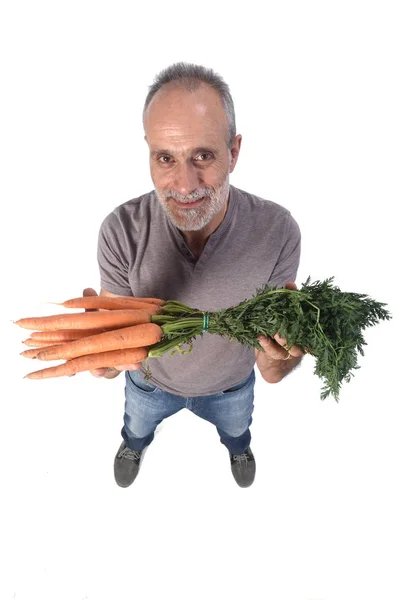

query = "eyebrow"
[150,146,219,158]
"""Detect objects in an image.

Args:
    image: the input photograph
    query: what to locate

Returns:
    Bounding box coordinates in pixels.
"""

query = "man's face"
[144,83,239,232]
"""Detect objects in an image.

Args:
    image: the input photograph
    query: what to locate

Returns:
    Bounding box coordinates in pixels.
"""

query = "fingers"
[80,289,144,379]
[273,333,304,358]
[257,336,289,360]
[70,289,144,379]
[67,288,100,375]
[90,368,111,378]
[256,284,301,361]
[257,334,304,360]
[89,362,143,379]
[275,284,305,357]
[90,367,120,379]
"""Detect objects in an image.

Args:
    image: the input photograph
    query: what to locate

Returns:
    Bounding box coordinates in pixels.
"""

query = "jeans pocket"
[127,369,158,394]
[221,370,254,394]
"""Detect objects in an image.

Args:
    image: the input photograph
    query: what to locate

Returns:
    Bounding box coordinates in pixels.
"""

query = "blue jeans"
[122,368,256,455]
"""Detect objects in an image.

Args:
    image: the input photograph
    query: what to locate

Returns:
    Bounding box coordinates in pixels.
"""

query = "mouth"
[174,197,205,208]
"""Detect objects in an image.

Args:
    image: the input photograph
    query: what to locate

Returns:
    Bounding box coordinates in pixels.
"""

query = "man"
[88,62,304,489]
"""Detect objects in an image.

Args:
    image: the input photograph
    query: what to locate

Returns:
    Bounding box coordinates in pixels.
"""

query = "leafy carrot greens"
[146,276,392,402]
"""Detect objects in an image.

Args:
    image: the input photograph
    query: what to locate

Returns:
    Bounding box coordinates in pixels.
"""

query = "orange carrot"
[130,297,165,306]
[24,347,148,379]
[23,338,59,347]
[36,322,163,361]
[30,328,113,342]
[21,345,63,359]
[14,307,159,331]
[57,297,162,311]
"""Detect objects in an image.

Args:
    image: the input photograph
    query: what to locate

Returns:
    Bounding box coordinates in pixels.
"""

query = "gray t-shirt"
[97,184,301,397]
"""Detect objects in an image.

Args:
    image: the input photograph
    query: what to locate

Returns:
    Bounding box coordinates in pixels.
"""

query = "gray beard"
[154,175,230,232]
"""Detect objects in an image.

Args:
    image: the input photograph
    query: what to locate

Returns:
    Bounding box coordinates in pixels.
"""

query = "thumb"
[83,288,99,312]
[83,288,98,297]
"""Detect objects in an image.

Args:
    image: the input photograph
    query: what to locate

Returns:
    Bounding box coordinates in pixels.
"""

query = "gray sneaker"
[229,447,256,488]
[114,441,146,487]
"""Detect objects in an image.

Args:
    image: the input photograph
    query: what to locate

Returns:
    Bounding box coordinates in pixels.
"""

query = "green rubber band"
[202,312,209,333]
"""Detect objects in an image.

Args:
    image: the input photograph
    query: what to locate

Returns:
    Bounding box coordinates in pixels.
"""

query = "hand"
[82,288,144,379]
[254,282,305,361]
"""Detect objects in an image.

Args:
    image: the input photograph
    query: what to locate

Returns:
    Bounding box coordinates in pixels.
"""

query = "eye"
[157,153,213,164]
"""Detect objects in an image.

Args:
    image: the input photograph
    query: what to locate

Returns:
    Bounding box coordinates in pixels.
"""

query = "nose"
[173,162,202,198]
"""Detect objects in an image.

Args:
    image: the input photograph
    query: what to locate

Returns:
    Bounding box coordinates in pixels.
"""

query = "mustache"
[164,191,212,202]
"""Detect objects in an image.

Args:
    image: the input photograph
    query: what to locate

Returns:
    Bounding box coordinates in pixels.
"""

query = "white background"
[1,2,399,599]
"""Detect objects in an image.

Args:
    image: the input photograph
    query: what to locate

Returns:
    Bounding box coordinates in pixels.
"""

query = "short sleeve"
[268,212,301,288]
[97,212,133,296]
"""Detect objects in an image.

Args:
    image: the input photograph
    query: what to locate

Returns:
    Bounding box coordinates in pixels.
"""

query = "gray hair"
[142,62,236,148]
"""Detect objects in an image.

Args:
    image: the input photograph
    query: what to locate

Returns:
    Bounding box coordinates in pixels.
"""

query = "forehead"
[144,83,228,147]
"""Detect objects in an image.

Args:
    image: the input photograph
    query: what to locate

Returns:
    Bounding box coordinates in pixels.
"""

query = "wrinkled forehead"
[144,84,228,142]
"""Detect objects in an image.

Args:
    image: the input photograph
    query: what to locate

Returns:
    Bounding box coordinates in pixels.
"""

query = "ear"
[229,134,242,172]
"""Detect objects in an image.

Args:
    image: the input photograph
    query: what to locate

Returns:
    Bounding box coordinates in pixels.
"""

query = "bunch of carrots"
[15,278,392,401]
[15,295,167,379]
